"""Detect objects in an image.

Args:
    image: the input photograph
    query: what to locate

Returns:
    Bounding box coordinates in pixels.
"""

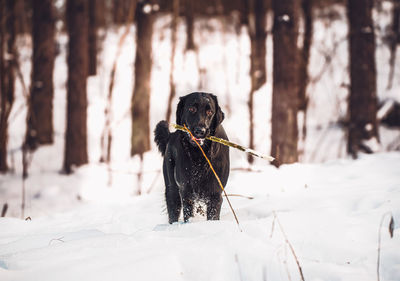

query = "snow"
[2,5,400,281]
[1,153,400,281]
[378,99,395,120]
[279,14,291,22]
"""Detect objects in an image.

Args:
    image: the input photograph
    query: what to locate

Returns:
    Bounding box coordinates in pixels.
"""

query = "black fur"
[154,92,230,223]
[154,120,170,156]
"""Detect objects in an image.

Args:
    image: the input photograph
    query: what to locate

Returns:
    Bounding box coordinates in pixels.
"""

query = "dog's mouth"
[183,124,209,146]
[191,136,205,146]
[187,133,206,146]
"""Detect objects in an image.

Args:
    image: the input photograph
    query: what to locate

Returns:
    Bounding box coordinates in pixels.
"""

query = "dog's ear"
[176,96,186,125]
[211,94,225,129]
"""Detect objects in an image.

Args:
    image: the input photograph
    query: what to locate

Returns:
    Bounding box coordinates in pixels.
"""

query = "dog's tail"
[154,120,170,156]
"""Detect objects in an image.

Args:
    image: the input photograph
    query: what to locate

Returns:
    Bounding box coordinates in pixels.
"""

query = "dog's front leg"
[166,184,181,224]
[181,189,194,222]
[206,193,222,220]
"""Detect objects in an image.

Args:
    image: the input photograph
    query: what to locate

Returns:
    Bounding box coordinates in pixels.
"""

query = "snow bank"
[1,153,399,281]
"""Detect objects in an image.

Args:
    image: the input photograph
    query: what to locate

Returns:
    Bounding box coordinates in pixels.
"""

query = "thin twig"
[377,211,394,281]
[21,144,34,219]
[165,0,179,123]
[270,214,276,238]
[107,168,160,175]
[100,1,137,163]
[9,52,30,125]
[1,203,8,217]
[21,145,28,219]
[147,170,161,194]
[226,194,254,200]
[231,167,263,173]
[136,155,144,196]
[235,254,244,281]
[49,236,65,246]
[272,211,305,281]
[308,125,331,163]
[282,245,293,281]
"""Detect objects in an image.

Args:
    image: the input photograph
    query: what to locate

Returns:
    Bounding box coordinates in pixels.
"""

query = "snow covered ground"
[1,4,400,281]
[1,153,399,281]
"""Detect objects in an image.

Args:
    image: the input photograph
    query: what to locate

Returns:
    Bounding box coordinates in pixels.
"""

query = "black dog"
[154,92,230,223]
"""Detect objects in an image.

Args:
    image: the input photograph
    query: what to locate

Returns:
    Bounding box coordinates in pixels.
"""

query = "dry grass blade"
[377,212,395,281]
[389,215,394,238]
[226,194,254,200]
[1,203,8,217]
[48,236,65,246]
[273,211,305,281]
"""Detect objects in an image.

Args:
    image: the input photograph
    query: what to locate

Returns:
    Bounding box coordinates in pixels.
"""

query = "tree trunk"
[347,0,379,158]
[271,0,300,167]
[14,0,30,35]
[387,0,400,89]
[185,0,195,51]
[0,1,7,172]
[298,0,313,112]
[131,1,154,157]
[248,0,267,164]
[88,0,97,76]
[298,0,313,142]
[97,0,107,28]
[113,0,131,25]
[249,0,267,92]
[25,0,56,150]
[0,0,16,172]
[113,0,123,25]
[63,0,88,174]
[165,0,179,123]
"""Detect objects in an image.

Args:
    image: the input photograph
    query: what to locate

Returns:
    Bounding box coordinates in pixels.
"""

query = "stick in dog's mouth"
[187,132,205,146]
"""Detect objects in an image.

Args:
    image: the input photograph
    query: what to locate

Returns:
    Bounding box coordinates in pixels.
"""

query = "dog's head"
[176,92,225,146]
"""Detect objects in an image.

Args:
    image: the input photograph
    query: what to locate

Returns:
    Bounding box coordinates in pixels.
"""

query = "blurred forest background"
[1,2,400,278]
[1,0,400,210]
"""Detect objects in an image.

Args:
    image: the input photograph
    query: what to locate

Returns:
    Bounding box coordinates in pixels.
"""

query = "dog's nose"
[193,127,206,137]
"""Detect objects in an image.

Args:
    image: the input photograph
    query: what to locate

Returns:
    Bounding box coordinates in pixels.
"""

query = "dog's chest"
[175,158,210,189]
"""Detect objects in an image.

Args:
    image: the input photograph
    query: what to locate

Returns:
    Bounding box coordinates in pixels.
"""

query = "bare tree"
[63,0,89,173]
[347,0,379,158]
[131,1,154,157]
[96,0,107,28]
[185,0,195,51]
[387,0,400,90]
[99,0,137,164]
[271,0,300,167]
[298,0,313,141]
[248,0,267,91]
[113,0,132,25]
[25,0,56,150]
[165,0,179,123]
[88,0,97,76]
[0,0,16,172]
[247,0,267,164]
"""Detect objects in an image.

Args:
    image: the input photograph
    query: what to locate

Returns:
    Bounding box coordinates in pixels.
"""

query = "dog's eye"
[188,106,197,113]
[206,110,213,117]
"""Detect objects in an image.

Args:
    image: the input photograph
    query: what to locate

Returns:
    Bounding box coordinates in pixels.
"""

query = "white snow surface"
[2,6,400,281]
[1,153,400,281]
